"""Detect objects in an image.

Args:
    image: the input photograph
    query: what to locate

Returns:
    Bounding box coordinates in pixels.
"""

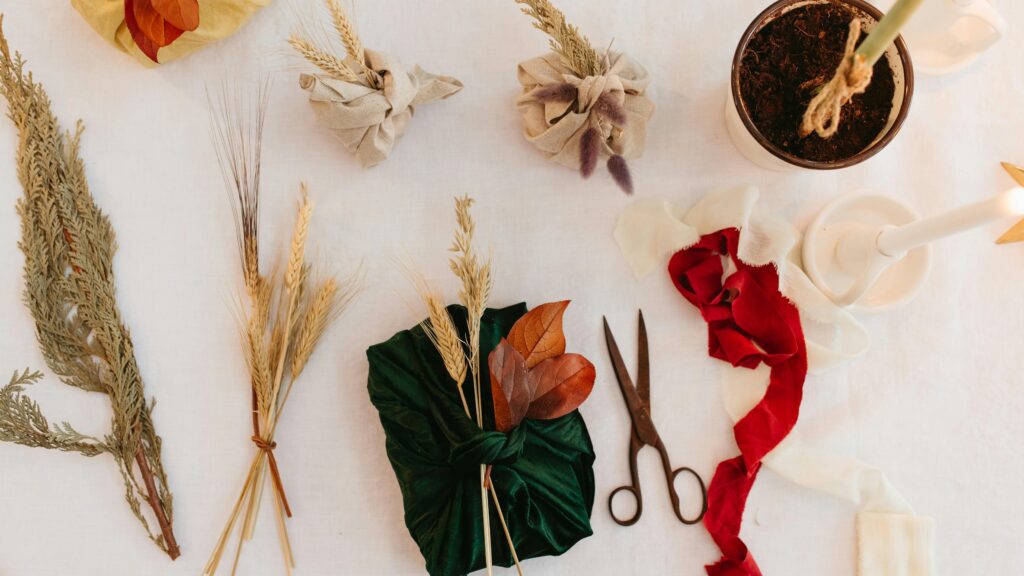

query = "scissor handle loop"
[608,483,642,527]
[667,466,708,526]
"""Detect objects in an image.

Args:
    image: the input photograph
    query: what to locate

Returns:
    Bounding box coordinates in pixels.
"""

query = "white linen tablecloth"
[0,1,1021,574]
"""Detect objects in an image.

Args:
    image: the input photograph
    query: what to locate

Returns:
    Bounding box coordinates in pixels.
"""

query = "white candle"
[877,187,1024,256]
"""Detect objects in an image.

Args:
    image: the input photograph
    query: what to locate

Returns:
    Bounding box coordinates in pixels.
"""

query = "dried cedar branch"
[0,17,179,559]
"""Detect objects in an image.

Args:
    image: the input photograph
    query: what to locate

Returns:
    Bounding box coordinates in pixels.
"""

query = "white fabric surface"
[0,1,1022,575]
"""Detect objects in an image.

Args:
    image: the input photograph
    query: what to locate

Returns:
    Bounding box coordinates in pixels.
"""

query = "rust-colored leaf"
[488,340,533,432]
[133,0,168,46]
[526,354,595,421]
[507,301,570,369]
[162,21,186,47]
[151,0,200,32]
[124,0,160,62]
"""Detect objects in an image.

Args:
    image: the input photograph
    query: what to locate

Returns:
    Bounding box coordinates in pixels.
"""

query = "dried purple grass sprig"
[594,92,627,127]
[607,155,633,194]
[579,127,600,178]
[533,82,578,104]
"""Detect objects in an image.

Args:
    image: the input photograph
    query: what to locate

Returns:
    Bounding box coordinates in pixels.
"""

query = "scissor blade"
[603,316,635,394]
[603,316,660,446]
[637,310,651,407]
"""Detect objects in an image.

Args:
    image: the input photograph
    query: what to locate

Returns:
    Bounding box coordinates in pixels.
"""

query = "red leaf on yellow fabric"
[488,339,533,433]
[507,301,569,369]
[162,21,186,47]
[525,353,595,420]
[133,0,169,46]
[151,0,200,32]
[124,0,160,62]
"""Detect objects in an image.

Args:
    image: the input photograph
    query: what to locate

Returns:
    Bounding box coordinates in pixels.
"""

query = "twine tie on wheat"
[251,435,293,517]
[800,19,874,139]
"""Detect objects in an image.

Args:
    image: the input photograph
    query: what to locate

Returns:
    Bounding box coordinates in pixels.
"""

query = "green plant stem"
[856,0,924,66]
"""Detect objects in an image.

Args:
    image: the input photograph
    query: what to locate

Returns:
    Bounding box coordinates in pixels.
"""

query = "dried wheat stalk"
[289,0,379,88]
[405,197,523,576]
[205,83,359,576]
[516,0,603,78]
[0,17,179,559]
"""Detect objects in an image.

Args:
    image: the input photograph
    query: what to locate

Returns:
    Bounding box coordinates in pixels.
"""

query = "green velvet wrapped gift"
[366,303,596,576]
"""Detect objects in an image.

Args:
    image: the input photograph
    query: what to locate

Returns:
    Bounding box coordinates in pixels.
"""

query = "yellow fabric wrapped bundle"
[70,0,271,66]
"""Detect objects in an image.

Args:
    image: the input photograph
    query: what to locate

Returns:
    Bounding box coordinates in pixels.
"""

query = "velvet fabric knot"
[300,49,463,168]
[449,425,528,470]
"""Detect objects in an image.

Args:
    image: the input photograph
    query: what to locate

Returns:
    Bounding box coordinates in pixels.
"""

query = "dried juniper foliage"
[0,18,179,559]
[516,0,603,78]
[1,369,104,456]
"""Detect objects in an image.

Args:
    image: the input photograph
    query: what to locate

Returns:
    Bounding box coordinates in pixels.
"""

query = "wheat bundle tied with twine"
[515,0,654,194]
[288,0,463,168]
[204,83,360,576]
[0,16,180,560]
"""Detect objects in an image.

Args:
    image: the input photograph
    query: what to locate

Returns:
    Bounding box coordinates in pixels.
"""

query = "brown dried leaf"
[526,353,595,421]
[488,339,533,432]
[507,301,569,369]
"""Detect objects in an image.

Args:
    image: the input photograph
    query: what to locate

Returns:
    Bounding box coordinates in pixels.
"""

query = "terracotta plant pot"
[725,0,914,171]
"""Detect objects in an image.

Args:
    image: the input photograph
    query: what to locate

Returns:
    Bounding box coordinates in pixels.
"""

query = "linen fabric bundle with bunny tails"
[71,0,270,65]
[291,0,462,168]
[515,0,654,194]
[616,187,935,576]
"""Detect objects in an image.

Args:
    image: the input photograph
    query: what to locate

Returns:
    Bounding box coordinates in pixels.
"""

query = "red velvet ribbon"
[668,229,808,576]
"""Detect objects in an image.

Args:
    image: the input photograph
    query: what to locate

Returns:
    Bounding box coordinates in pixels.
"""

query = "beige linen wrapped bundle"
[300,49,462,168]
[291,0,462,168]
[517,51,654,192]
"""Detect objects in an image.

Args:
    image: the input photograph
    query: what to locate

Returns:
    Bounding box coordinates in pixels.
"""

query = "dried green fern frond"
[0,18,179,560]
[516,0,603,78]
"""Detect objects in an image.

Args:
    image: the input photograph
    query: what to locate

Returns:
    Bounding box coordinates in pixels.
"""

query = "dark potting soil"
[738,3,897,162]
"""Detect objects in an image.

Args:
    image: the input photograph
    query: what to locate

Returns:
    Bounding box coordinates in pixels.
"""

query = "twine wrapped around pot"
[300,49,462,168]
[70,0,270,66]
[516,51,654,193]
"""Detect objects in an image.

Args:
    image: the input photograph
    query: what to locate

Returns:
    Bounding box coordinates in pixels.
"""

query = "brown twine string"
[799,19,874,139]
[252,435,293,518]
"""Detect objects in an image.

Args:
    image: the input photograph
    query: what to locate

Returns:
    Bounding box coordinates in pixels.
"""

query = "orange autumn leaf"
[133,0,169,46]
[151,0,200,32]
[125,0,160,62]
[488,340,533,433]
[525,354,595,421]
[124,0,192,63]
[507,300,569,369]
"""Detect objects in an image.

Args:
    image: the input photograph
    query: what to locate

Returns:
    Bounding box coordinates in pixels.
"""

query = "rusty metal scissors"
[604,311,708,526]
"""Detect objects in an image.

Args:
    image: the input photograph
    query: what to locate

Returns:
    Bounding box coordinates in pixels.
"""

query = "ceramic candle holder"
[802,193,933,313]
